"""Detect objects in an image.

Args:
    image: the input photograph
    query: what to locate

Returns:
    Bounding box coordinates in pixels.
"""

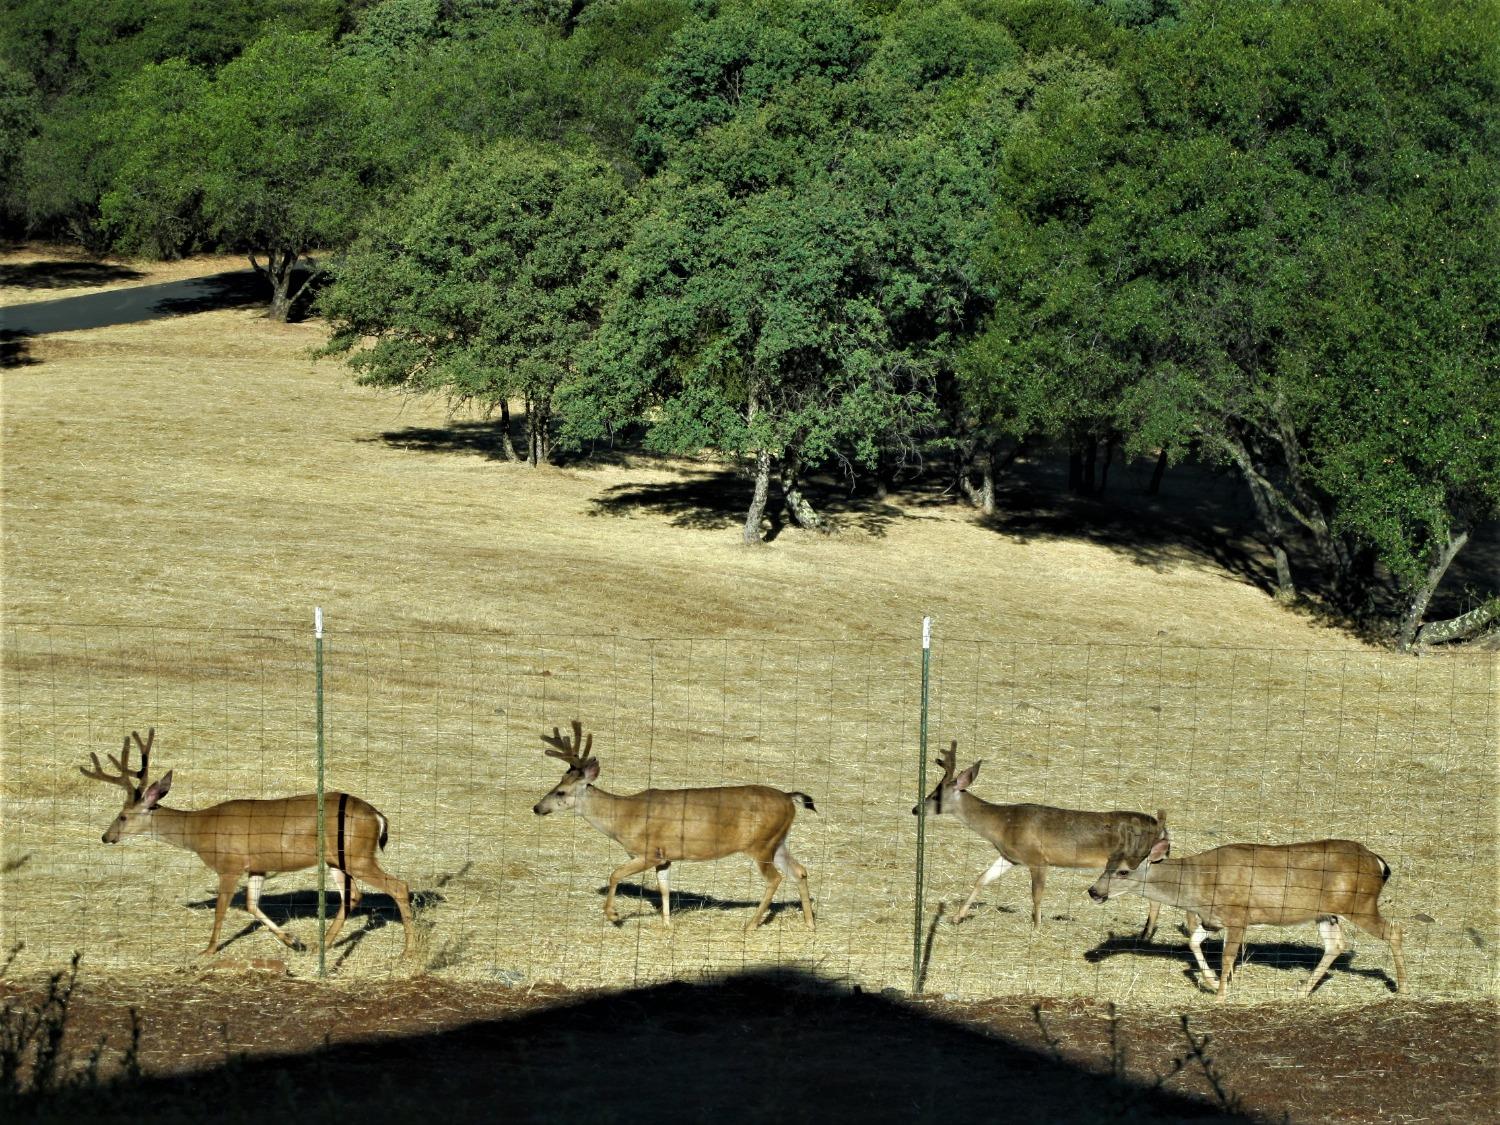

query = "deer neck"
[951,788,999,832]
[1128,858,1193,909]
[574,785,627,843]
[141,806,203,853]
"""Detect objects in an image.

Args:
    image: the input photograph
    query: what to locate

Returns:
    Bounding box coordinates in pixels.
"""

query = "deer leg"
[1346,911,1406,994]
[774,840,814,929]
[746,859,784,931]
[954,854,1014,924]
[1188,918,1220,988]
[1028,866,1047,928]
[246,873,303,951]
[1304,915,1346,996]
[1140,901,1161,942]
[204,871,240,955]
[322,868,352,949]
[604,855,657,925]
[353,864,416,957]
[1216,926,1245,1004]
[656,863,671,928]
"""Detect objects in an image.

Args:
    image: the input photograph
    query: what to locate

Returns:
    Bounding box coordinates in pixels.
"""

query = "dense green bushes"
[2,0,1494,643]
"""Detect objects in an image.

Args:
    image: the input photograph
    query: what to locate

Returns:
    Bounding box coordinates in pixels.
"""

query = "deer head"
[912,740,981,816]
[80,729,173,843]
[1088,810,1170,903]
[532,720,600,816]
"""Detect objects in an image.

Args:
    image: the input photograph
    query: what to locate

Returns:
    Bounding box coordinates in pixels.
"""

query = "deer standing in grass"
[915,740,1163,937]
[82,728,414,958]
[1087,817,1407,1002]
[531,721,816,930]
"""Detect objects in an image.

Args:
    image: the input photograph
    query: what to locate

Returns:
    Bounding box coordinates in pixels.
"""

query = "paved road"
[1,268,264,336]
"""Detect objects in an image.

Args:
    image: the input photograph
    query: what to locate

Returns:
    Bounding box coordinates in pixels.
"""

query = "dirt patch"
[1,969,1492,1123]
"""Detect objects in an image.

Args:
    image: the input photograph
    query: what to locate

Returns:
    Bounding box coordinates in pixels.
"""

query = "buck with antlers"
[915,740,1164,936]
[81,728,414,959]
[1088,820,1407,1001]
[532,720,816,930]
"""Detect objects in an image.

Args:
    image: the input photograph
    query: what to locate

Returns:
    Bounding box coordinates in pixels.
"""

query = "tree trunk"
[1226,436,1296,601]
[1147,448,1168,496]
[252,250,300,323]
[743,449,772,545]
[1414,595,1499,648]
[779,454,827,533]
[496,400,520,462]
[1397,528,1471,651]
[523,394,552,466]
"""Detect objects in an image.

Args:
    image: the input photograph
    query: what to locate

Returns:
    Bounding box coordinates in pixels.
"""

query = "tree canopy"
[2,0,1494,644]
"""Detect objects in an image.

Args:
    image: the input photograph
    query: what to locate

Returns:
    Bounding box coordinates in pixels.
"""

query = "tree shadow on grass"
[364,419,519,462]
[11,967,1255,1123]
[974,455,1276,594]
[0,259,145,291]
[589,469,909,539]
[1,330,37,368]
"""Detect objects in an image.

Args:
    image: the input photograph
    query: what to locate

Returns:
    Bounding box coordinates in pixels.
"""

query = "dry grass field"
[2,247,1496,1019]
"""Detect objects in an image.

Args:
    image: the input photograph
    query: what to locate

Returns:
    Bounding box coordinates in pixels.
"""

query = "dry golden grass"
[2,251,1496,1007]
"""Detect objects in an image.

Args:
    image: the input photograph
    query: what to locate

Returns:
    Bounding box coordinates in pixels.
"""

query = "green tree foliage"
[0,0,345,240]
[96,29,379,318]
[963,0,1498,638]
[568,0,1009,541]
[342,0,687,178]
[318,142,637,465]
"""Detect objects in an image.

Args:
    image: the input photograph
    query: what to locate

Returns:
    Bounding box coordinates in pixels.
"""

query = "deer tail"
[789,792,817,813]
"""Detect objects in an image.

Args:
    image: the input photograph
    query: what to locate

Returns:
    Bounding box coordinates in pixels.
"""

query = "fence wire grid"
[1,622,1495,1005]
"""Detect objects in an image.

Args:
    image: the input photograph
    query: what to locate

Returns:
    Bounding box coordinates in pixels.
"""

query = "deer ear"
[142,770,172,808]
[581,761,599,783]
[954,762,981,790]
[1147,834,1170,863]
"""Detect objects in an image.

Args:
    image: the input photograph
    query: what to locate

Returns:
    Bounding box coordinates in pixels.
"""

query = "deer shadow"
[1084,929,1403,994]
[187,887,445,953]
[603,882,806,925]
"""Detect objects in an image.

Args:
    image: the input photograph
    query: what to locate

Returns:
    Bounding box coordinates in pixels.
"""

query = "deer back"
[168,793,386,875]
[1157,839,1391,927]
[598,785,797,862]
[971,802,1162,870]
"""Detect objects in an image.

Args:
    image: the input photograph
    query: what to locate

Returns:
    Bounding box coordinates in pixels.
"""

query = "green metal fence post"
[315,606,327,980]
[913,616,931,994]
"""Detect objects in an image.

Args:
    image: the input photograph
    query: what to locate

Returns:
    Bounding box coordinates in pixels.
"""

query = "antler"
[80,727,154,797]
[541,720,596,771]
[935,739,959,783]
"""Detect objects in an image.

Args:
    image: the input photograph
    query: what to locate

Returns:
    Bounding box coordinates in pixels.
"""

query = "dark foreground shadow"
[10,969,1252,1123]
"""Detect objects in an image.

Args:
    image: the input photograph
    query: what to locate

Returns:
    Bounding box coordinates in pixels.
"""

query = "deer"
[531,720,816,930]
[81,728,414,959]
[914,740,1163,938]
[1086,815,1407,1002]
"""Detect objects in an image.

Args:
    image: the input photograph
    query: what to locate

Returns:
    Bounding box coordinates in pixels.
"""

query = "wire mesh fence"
[2,620,1494,1004]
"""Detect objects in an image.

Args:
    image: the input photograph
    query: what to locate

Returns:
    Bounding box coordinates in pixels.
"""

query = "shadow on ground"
[1084,930,1403,997]
[183,887,437,955]
[1,329,37,368]
[9,968,1252,1123]
[0,259,145,291]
